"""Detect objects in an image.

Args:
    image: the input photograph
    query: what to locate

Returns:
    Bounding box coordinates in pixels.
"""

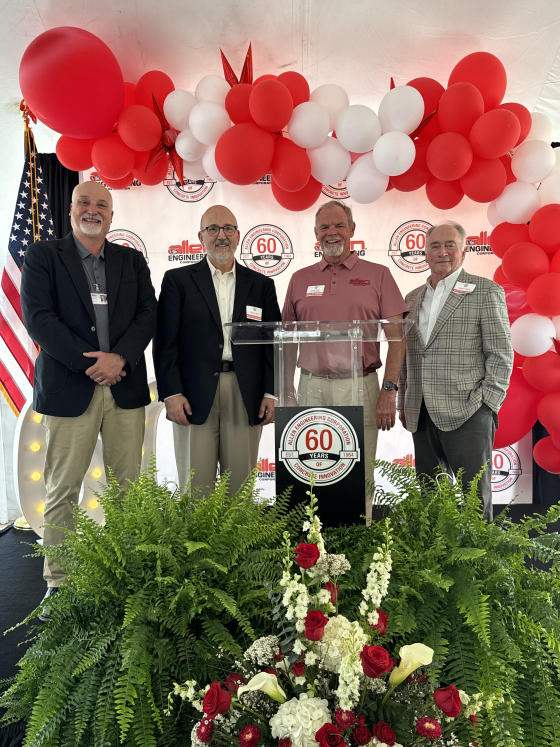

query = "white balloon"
[525,112,554,143]
[553,315,560,339]
[511,139,556,183]
[163,90,197,131]
[189,101,230,145]
[202,144,226,182]
[345,153,389,204]
[487,200,504,227]
[511,313,557,357]
[307,137,351,184]
[309,84,350,130]
[372,131,416,176]
[182,158,207,181]
[537,170,560,206]
[335,105,381,153]
[495,182,541,224]
[195,75,230,106]
[378,86,424,135]
[287,102,330,149]
[175,130,207,162]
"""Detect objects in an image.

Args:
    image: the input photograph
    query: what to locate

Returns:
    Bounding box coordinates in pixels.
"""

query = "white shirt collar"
[425,266,463,293]
[207,256,236,278]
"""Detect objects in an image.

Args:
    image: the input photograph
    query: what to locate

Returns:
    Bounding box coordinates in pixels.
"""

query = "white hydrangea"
[371,738,403,747]
[244,636,280,666]
[270,694,331,747]
[316,615,368,673]
[360,547,392,626]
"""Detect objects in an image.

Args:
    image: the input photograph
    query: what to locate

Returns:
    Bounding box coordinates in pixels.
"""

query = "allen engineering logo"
[257,457,276,481]
[106,230,148,261]
[389,220,432,273]
[465,231,493,255]
[168,240,206,263]
[279,408,360,486]
[491,447,522,492]
[240,224,294,276]
[314,239,366,258]
[322,181,349,199]
[164,164,214,203]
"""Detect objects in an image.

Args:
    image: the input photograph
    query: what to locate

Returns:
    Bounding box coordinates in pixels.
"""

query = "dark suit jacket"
[154,259,281,426]
[21,232,157,417]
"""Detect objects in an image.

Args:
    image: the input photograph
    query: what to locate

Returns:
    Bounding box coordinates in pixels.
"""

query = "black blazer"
[21,233,157,417]
[154,259,281,426]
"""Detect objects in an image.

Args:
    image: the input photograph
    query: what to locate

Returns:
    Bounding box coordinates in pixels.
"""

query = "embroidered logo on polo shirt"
[349,279,370,286]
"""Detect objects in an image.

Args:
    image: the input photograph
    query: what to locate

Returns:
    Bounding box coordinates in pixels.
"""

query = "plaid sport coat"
[397,268,513,433]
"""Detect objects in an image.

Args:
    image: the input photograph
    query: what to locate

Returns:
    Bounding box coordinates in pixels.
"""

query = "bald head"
[70,181,113,246]
[200,204,237,231]
[198,204,240,270]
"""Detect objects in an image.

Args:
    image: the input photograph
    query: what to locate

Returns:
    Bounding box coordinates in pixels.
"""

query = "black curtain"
[37,153,79,240]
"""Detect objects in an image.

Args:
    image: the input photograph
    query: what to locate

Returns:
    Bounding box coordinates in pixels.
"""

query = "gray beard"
[80,220,103,235]
[322,242,344,257]
[207,246,235,264]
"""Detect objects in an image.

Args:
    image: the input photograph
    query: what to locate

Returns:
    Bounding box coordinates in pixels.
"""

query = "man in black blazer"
[154,204,281,496]
[21,181,157,602]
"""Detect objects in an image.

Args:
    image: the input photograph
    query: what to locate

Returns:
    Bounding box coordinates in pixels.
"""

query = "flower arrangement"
[171,492,480,746]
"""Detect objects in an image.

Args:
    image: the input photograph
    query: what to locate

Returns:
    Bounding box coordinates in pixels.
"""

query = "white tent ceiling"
[1,0,560,254]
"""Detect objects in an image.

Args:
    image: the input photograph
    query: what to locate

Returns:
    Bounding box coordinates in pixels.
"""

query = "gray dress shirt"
[73,235,110,353]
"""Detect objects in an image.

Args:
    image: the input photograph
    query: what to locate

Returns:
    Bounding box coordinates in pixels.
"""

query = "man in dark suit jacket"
[154,204,281,496]
[21,181,157,604]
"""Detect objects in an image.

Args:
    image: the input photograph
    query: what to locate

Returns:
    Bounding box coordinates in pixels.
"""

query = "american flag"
[0,130,54,415]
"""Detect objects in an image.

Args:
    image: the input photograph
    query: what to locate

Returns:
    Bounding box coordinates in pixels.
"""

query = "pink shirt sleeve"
[282,275,297,322]
[379,266,409,318]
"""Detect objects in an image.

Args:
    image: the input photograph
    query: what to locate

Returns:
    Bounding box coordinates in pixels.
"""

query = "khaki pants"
[297,372,380,519]
[173,371,262,496]
[42,385,145,587]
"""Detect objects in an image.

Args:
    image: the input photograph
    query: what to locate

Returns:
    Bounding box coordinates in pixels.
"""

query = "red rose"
[372,722,396,746]
[369,610,388,636]
[416,718,442,739]
[324,582,339,605]
[202,682,231,719]
[434,684,462,718]
[292,662,305,677]
[274,646,284,661]
[355,715,365,727]
[315,724,344,747]
[359,645,393,678]
[279,740,292,747]
[225,673,246,694]
[197,720,213,743]
[334,709,355,728]
[294,543,320,569]
[239,724,261,747]
[304,610,329,641]
[265,667,277,675]
[352,725,372,746]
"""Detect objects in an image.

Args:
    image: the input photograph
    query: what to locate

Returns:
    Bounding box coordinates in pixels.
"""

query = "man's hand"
[259,397,275,425]
[165,394,192,426]
[376,389,396,431]
[399,409,407,429]
[83,351,126,386]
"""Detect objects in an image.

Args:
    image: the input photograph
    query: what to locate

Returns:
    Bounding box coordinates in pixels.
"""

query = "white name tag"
[306,284,325,296]
[91,292,108,305]
[453,282,476,295]
[246,305,262,320]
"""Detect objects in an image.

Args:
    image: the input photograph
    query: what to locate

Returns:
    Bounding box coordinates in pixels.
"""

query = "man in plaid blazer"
[398,220,513,520]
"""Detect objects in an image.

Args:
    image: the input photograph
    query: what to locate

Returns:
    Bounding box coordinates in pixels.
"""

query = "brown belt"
[300,367,378,380]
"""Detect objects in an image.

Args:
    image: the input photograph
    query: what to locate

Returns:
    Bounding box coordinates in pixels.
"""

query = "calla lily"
[237,672,287,704]
[388,643,434,688]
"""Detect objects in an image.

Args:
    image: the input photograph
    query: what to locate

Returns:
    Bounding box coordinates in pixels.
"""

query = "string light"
[92,468,102,479]
[37,502,45,513]
[30,442,41,452]
[88,499,99,509]
[32,412,42,423]
[150,392,156,402]
[31,471,42,481]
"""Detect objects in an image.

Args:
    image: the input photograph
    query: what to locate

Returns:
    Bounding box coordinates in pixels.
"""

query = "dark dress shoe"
[39,587,60,622]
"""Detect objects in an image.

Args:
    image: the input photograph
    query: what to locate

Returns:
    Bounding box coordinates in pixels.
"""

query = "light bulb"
[92,468,102,479]
[30,442,41,452]
[88,499,99,509]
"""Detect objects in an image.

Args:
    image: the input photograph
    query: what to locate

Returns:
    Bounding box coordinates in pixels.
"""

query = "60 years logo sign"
[389,220,432,273]
[240,224,294,276]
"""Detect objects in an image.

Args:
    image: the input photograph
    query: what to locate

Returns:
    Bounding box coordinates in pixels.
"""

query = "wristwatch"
[381,380,398,392]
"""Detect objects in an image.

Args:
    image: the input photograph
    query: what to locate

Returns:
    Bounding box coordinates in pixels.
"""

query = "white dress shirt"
[418,267,463,345]
[208,257,236,360]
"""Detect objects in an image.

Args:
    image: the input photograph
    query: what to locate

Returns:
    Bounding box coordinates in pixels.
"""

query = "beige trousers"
[297,371,380,519]
[173,371,262,496]
[42,385,145,587]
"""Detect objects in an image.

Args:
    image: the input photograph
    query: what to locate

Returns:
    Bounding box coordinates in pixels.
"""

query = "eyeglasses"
[201,224,237,237]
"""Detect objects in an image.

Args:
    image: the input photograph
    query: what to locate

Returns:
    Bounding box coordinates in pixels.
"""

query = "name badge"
[453,282,476,295]
[91,292,108,305]
[306,284,325,296]
[246,305,262,320]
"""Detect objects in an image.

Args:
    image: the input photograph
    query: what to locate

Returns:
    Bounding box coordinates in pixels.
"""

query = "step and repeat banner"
[90,167,532,506]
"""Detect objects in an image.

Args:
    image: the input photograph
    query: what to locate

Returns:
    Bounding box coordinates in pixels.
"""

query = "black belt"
[219,360,235,372]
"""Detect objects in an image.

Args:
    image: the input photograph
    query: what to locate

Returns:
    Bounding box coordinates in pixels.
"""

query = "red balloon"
[499,154,516,185]
[92,133,136,180]
[469,109,521,159]
[425,176,464,209]
[503,284,531,324]
[132,151,169,186]
[19,27,124,139]
[513,351,526,368]
[426,133,473,181]
[271,137,311,192]
[494,368,542,448]
[527,273,560,316]
[552,432,560,449]
[448,52,507,111]
[271,175,322,211]
[135,71,174,111]
[254,74,277,85]
[391,141,430,192]
[118,105,161,152]
[124,82,136,109]
[502,242,550,289]
[489,222,530,259]
[460,155,506,203]
[56,136,96,171]
[533,437,560,473]
[249,80,293,132]
[529,205,560,250]
[493,264,508,286]
[496,103,532,146]
[277,72,310,107]
[225,84,254,124]
[438,83,484,138]
[551,250,560,272]
[215,123,274,185]
[538,393,560,433]
[523,351,560,392]
[544,243,560,256]
[406,78,444,141]
[98,173,134,190]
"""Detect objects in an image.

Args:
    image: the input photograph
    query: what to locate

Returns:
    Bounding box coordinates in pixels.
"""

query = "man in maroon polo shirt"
[282,200,408,517]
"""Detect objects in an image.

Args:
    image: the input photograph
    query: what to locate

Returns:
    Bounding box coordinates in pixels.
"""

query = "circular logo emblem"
[164,165,214,202]
[240,224,294,276]
[321,182,349,199]
[491,447,522,492]
[389,220,432,273]
[279,408,360,486]
[106,229,148,261]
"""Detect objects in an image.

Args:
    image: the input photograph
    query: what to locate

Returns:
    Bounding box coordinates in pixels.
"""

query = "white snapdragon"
[334,625,365,710]
[270,694,331,747]
[317,615,368,673]
[360,543,392,626]
[244,636,280,666]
